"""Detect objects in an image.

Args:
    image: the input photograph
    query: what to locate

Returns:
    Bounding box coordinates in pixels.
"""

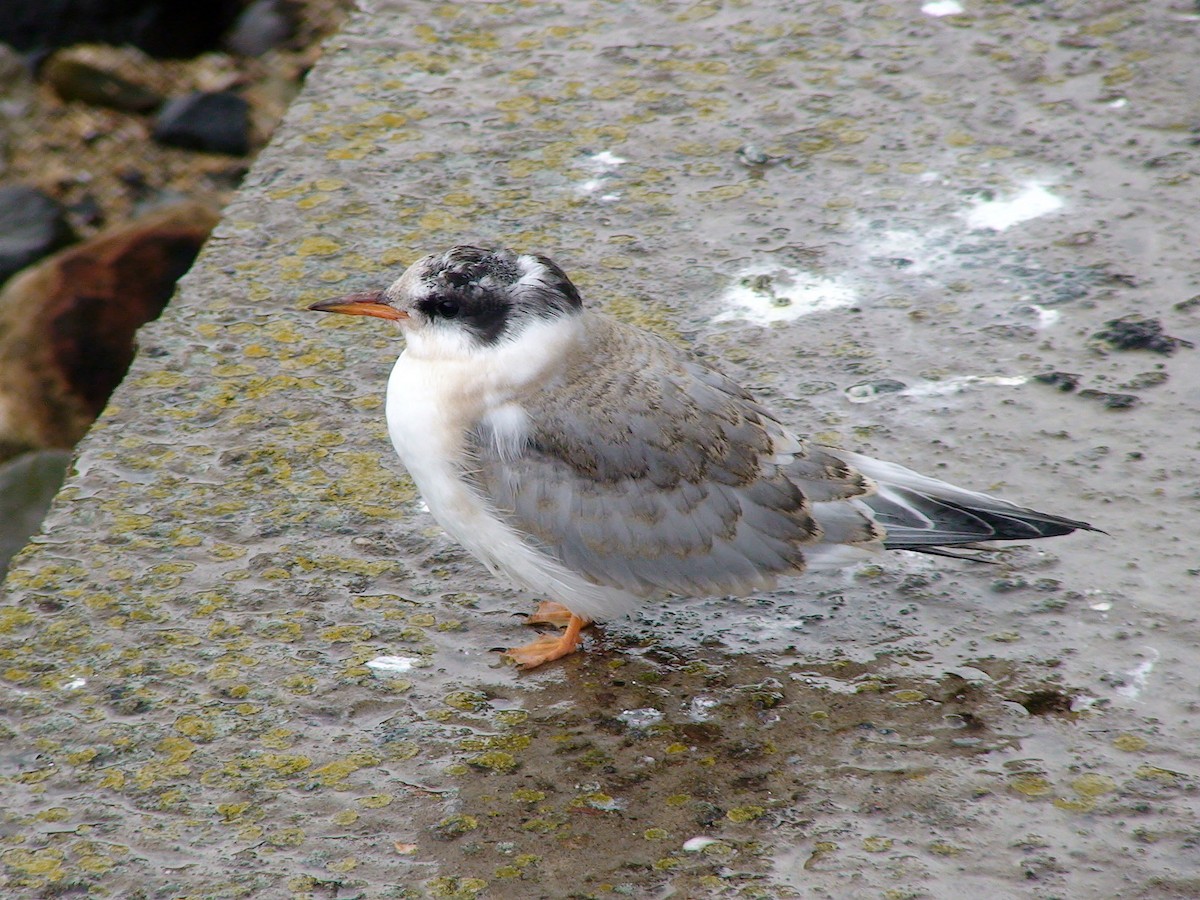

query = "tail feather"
[827,448,1100,551]
[863,482,1093,548]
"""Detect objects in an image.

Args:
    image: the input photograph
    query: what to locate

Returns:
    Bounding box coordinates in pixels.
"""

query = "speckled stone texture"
[2,2,1199,898]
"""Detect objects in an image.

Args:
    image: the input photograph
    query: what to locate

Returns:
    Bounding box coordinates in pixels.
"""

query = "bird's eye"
[436,299,460,318]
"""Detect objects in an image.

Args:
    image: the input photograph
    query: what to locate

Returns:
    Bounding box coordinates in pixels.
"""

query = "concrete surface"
[3,2,1199,898]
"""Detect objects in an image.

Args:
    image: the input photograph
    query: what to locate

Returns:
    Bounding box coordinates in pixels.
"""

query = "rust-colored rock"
[0,201,219,459]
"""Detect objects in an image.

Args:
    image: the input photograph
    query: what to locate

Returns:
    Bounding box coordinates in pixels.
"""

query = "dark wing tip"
[871,486,1102,550]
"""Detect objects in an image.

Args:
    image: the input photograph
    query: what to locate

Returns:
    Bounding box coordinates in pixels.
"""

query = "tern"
[309,246,1097,669]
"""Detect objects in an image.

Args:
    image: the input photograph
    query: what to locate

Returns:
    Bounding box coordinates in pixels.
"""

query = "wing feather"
[460,311,1093,612]
[467,313,880,598]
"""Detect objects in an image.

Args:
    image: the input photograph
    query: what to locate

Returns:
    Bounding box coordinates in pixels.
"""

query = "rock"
[1090,315,1195,355]
[1120,371,1168,390]
[0,201,219,459]
[982,323,1037,342]
[68,193,105,228]
[153,91,251,155]
[1078,389,1140,410]
[844,379,907,402]
[0,46,24,176]
[42,55,163,113]
[0,1,243,58]
[225,0,297,57]
[0,43,36,123]
[0,184,77,286]
[0,449,72,577]
[1032,371,1081,392]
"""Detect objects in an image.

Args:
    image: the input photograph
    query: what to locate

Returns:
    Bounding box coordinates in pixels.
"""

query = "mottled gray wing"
[468,313,880,597]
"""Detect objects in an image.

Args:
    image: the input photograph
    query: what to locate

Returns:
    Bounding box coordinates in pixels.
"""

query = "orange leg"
[525,600,575,627]
[504,612,589,670]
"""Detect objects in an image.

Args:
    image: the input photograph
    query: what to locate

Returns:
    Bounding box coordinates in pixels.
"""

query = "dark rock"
[0,185,77,286]
[116,167,151,199]
[0,449,72,577]
[225,0,297,57]
[42,55,163,113]
[1120,371,1168,391]
[1078,390,1140,410]
[1144,152,1190,169]
[0,201,219,459]
[1091,315,1195,355]
[1032,371,1080,392]
[844,379,907,401]
[734,143,791,169]
[153,91,252,156]
[67,193,105,228]
[1018,690,1074,717]
[0,43,36,122]
[0,1,243,59]
[982,323,1037,342]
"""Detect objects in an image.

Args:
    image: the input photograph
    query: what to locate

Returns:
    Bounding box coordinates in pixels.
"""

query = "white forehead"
[385,255,433,302]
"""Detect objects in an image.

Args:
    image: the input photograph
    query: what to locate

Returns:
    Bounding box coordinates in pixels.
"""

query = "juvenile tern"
[309,246,1097,669]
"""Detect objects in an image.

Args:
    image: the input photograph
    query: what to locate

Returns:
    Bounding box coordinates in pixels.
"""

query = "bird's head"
[308,246,583,357]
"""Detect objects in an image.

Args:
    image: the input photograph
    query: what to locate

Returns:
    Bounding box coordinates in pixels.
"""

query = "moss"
[319,625,374,643]
[1071,774,1117,797]
[0,607,36,632]
[217,802,251,821]
[312,750,382,784]
[296,236,342,257]
[1009,774,1053,797]
[266,827,306,847]
[467,751,518,774]
[512,788,546,803]
[383,740,420,761]
[260,753,313,776]
[427,876,488,898]
[520,818,561,834]
[726,805,765,823]
[444,690,489,712]
[432,815,479,839]
[356,794,393,809]
[1113,734,1148,752]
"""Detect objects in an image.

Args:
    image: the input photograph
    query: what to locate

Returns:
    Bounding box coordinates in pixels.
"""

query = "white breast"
[385,352,479,532]
[384,316,638,621]
[384,313,580,485]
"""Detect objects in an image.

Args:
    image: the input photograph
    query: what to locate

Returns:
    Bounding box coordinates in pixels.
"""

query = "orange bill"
[308,290,408,320]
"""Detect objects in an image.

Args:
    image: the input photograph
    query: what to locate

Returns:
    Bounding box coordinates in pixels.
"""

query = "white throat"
[385,312,582,482]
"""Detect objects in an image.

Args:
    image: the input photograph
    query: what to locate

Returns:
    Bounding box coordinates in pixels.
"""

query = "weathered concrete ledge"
[3,2,1199,897]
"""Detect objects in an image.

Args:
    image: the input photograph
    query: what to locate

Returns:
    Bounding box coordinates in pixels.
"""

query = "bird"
[308,246,1098,670]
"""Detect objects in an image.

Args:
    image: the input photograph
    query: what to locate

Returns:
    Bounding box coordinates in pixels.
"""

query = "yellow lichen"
[357,794,394,809]
[1113,734,1148,752]
[1071,774,1116,797]
[296,236,342,257]
[1009,774,1053,797]
[726,805,765,823]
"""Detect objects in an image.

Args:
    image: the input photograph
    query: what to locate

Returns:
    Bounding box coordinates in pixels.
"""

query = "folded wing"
[468,315,882,599]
